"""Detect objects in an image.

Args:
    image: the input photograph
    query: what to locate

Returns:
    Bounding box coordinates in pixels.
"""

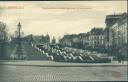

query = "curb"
[0,64,127,67]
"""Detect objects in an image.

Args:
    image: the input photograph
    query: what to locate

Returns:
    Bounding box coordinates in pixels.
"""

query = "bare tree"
[0,21,8,59]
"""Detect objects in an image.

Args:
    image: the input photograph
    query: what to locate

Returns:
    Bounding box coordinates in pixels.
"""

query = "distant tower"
[46,32,50,43]
[18,22,21,41]
[51,36,56,44]
[17,22,21,43]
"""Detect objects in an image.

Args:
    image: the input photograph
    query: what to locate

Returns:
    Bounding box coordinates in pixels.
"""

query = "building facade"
[104,13,122,48]
[81,33,90,48]
[104,12,127,58]
[40,34,50,43]
[88,28,104,48]
[59,34,79,47]
[110,13,127,47]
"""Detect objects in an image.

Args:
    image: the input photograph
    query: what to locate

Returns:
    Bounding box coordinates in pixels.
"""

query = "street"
[0,61,127,82]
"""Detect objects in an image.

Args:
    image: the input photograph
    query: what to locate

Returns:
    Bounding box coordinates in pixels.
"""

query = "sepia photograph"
[0,0,127,82]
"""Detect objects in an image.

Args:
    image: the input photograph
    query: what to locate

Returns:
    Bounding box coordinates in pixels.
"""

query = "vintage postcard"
[0,0,127,82]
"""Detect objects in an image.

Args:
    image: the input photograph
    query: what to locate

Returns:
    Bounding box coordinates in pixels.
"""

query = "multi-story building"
[104,12,127,58]
[59,34,80,47]
[110,13,127,47]
[40,33,50,43]
[109,13,127,57]
[104,13,122,48]
[88,28,104,48]
[81,32,90,48]
[59,28,105,49]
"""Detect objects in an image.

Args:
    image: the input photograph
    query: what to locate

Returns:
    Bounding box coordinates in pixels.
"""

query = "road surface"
[0,61,127,82]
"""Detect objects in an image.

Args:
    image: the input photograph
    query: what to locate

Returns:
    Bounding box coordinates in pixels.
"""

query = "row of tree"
[0,22,8,59]
[23,34,56,45]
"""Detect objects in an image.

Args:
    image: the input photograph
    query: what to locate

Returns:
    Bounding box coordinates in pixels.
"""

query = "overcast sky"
[0,1,127,40]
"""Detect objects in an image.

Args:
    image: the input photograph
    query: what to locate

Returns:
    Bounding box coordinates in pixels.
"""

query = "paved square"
[0,63,127,82]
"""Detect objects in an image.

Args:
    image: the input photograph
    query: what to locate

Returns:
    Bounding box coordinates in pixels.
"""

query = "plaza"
[0,61,127,82]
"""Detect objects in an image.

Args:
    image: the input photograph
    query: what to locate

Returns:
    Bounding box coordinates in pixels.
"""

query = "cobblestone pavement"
[0,62,127,82]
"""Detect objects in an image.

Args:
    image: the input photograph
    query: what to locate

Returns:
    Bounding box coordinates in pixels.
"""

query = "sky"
[0,1,127,40]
